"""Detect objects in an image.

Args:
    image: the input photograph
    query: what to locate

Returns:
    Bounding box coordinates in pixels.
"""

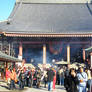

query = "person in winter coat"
[36,69,42,88]
[10,68,17,90]
[43,70,48,88]
[6,68,11,85]
[18,69,25,90]
[47,67,55,91]
[85,68,91,92]
[64,68,79,92]
[77,67,88,92]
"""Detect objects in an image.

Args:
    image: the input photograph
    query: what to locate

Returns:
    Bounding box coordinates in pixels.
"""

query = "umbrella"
[55,61,68,64]
[24,64,35,68]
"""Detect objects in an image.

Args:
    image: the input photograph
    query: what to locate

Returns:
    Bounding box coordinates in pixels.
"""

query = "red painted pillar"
[22,59,25,67]
[90,52,92,69]
[6,62,8,68]
[83,49,85,61]
[43,44,46,65]
[18,42,23,60]
[67,45,70,64]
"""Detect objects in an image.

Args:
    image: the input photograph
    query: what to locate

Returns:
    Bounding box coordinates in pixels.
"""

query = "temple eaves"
[16,0,91,3]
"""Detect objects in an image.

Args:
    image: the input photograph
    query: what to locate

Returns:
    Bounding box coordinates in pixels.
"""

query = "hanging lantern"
[49,42,63,55]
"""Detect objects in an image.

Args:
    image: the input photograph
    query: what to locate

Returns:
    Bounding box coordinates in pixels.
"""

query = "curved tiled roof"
[0,2,92,36]
[0,51,22,62]
[16,0,91,3]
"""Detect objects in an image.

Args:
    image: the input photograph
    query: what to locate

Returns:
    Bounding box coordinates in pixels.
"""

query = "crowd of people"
[5,64,92,92]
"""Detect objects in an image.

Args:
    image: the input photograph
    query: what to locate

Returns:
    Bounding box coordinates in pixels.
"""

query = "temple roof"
[0,51,22,62]
[0,2,92,37]
[16,0,91,3]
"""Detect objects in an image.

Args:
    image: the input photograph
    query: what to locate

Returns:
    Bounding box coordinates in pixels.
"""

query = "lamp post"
[31,59,34,63]
[52,59,55,67]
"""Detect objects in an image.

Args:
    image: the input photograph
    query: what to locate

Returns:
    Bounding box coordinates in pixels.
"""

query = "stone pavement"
[0,81,9,91]
[0,82,66,92]
[25,85,66,92]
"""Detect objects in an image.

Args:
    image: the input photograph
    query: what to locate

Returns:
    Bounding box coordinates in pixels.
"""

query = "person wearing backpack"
[77,67,88,92]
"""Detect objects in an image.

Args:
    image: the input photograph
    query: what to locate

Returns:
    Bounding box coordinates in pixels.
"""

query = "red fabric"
[6,69,11,80]
[53,70,56,89]
[10,70,17,81]
[33,78,36,80]
[24,67,26,72]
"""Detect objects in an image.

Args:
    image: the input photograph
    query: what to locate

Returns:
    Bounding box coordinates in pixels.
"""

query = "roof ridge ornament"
[0,19,11,24]
[7,19,11,25]
[0,20,8,23]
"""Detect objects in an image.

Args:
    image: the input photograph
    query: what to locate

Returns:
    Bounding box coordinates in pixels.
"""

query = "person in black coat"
[47,68,55,91]
[27,70,33,87]
[18,70,25,90]
[36,69,42,88]
[64,68,79,92]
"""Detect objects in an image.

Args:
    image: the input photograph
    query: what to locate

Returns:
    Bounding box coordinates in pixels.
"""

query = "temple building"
[0,0,92,67]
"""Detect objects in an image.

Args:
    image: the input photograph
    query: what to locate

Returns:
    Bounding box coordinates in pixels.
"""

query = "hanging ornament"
[49,42,63,55]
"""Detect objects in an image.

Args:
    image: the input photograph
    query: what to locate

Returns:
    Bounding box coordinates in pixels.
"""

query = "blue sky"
[0,0,16,21]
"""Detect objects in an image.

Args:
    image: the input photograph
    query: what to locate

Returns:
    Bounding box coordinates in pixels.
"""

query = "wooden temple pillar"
[90,40,92,68]
[18,42,23,60]
[67,45,70,64]
[6,62,8,68]
[83,49,86,61]
[43,44,46,65]
[90,53,92,68]
[9,43,11,56]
